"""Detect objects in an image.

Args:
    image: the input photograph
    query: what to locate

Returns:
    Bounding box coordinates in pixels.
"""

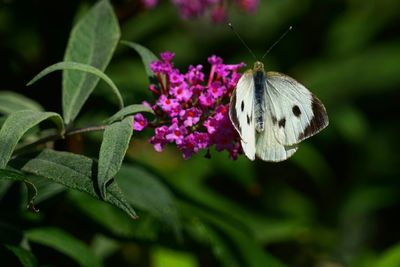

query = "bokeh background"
[1,0,400,266]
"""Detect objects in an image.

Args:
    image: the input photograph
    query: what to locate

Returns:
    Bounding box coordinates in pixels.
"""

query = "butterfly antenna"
[261,26,293,60]
[228,23,257,60]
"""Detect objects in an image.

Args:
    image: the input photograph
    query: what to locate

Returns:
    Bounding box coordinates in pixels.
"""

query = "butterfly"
[229,61,329,162]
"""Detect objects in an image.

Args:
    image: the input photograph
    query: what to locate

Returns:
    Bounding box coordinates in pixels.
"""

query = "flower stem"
[14,125,107,155]
[66,125,107,136]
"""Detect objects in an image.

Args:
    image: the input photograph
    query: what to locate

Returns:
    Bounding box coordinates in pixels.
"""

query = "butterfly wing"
[255,122,299,161]
[265,72,329,146]
[229,70,256,160]
[255,75,298,162]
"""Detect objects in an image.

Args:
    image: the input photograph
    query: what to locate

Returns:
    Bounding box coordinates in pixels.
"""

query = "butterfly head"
[253,61,264,72]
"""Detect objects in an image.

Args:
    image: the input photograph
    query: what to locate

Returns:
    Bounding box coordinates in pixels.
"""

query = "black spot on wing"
[292,105,301,117]
[241,101,244,112]
[229,90,241,135]
[298,96,328,139]
[272,116,277,125]
[278,118,286,128]
[247,114,250,125]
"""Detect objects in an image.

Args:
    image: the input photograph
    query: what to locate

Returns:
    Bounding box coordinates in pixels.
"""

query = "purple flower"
[160,51,175,62]
[177,132,210,159]
[204,117,217,134]
[169,70,185,84]
[150,126,168,152]
[186,65,205,84]
[208,55,223,65]
[236,0,259,13]
[171,0,215,19]
[193,132,209,149]
[157,94,180,113]
[199,92,215,107]
[177,134,198,159]
[142,0,158,9]
[170,84,192,102]
[141,51,245,160]
[211,4,227,23]
[209,81,225,98]
[142,0,259,23]
[180,107,202,127]
[149,61,163,73]
[166,123,187,144]
[133,113,148,131]
[213,104,228,121]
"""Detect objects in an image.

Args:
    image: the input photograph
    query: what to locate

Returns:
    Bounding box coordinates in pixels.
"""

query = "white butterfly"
[229,61,328,162]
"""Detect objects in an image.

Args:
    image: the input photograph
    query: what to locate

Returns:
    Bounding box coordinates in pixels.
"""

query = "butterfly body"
[229,61,328,162]
[253,70,266,132]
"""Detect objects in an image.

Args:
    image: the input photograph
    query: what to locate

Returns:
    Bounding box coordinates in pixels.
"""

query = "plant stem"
[65,125,107,136]
[14,125,107,155]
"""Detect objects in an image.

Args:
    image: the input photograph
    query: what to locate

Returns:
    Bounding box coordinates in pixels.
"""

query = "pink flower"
[211,4,227,23]
[150,126,168,152]
[142,0,158,9]
[157,95,179,113]
[141,52,245,160]
[166,123,187,144]
[133,113,148,131]
[143,0,259,23]
[236,0,258,13]
[192,132,209,149]
[177,134,198,159]
[199,92,215,107]
[186,65,205,84]
[204,117,217,134]
[208,55,223,65]
[160,51,175,62]
[169,70,185,84]
[177,132,210,159]
[214,104,228,120]
[171,0,214,19]
[209,81,225,98]
[170,84,192,102]
[180,108,202,127]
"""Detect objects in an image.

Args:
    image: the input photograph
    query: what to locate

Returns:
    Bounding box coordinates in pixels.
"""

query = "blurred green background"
[1,0,400,266]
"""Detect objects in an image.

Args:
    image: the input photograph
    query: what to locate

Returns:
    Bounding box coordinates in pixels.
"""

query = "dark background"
[1,0,400,266]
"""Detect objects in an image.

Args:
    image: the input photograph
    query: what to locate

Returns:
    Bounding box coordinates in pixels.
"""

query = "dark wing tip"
[298,95,329,140]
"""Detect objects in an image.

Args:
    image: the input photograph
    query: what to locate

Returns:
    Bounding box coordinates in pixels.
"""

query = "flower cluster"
[134,51,245,160]
[142,0,259,23]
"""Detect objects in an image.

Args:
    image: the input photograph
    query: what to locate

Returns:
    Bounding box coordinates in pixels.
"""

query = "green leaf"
[0,91,43,115]
[373,243,400,267]
[179,201,287,267]
[300,43,400,101]
[0,110,64,168]
[151,247,198,267]
[120,40,158,78]
[68,190,158,240]
[91,235,120,260]
[62,0,120,124]
[27,175,66,204]
[0,169,38,211]
[26,227,103,267]
[5,245,38,267]
[0,179,13,200]
[185,220,241,267]
[105,104,154,124]
[98,116,133,199]
[4,245,36,266]
[165,161,304,245]
[27,61,124,111]
[116,165,180,235]
[19,149,137,219]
